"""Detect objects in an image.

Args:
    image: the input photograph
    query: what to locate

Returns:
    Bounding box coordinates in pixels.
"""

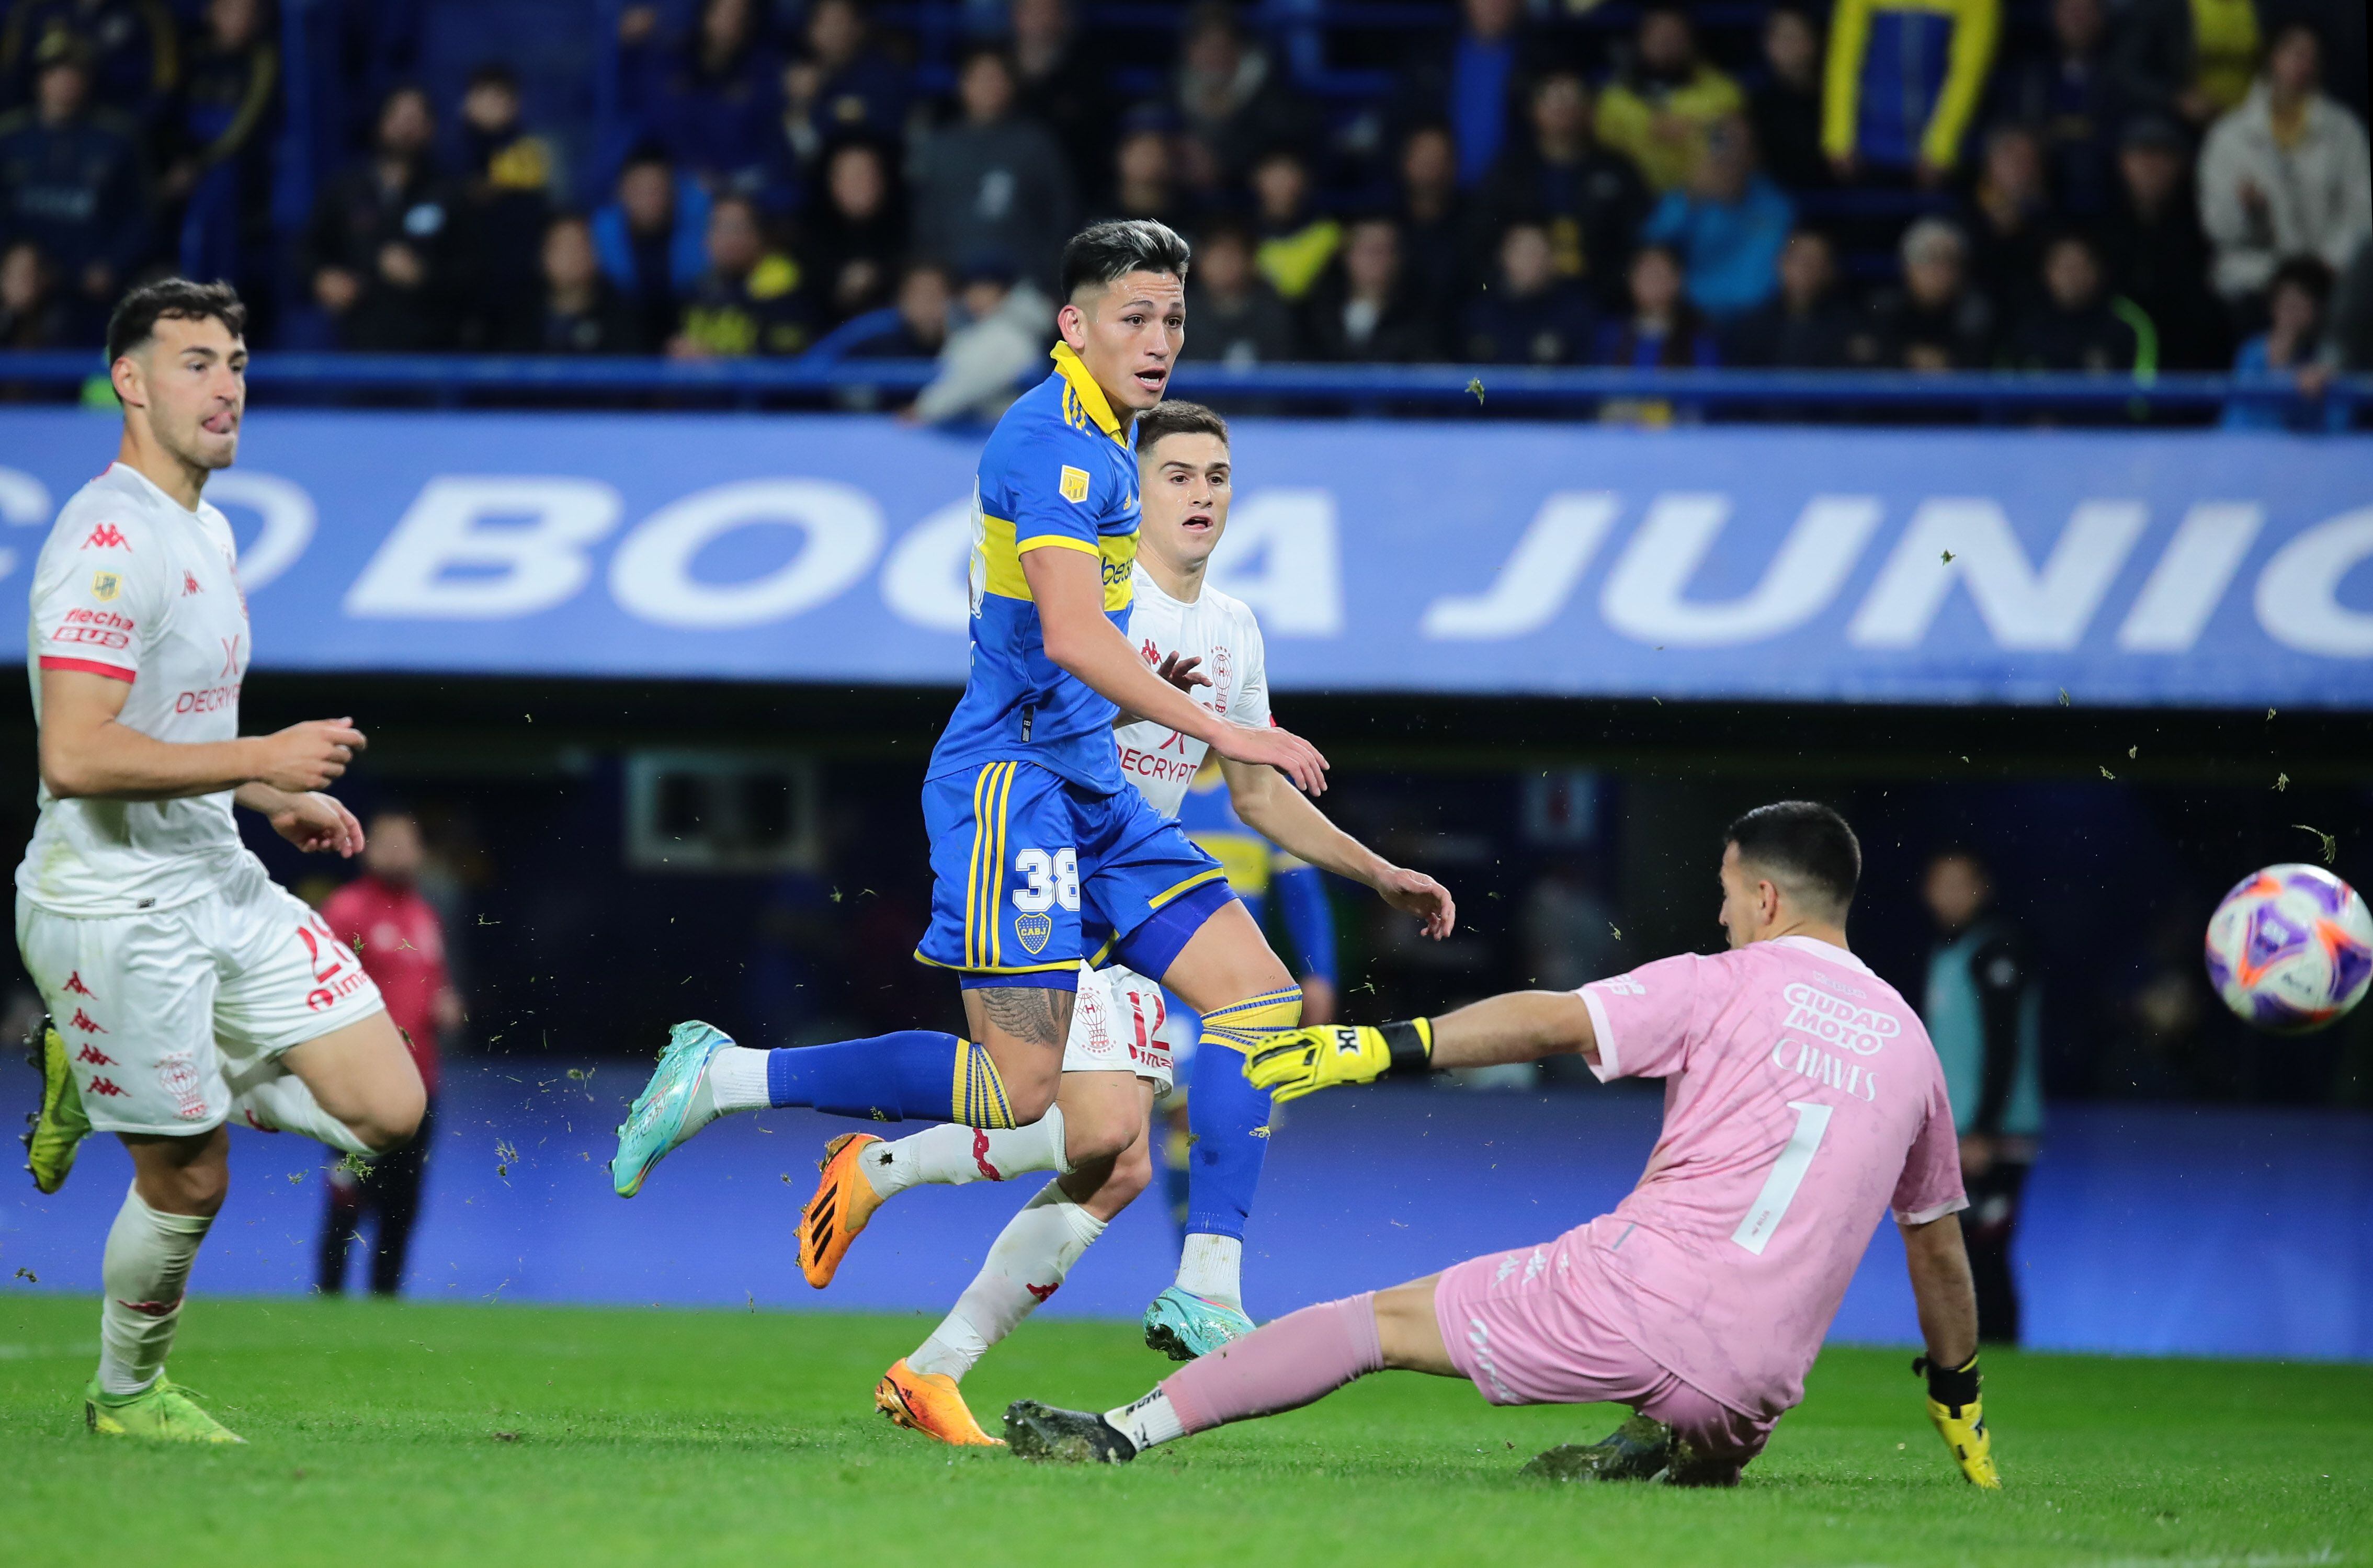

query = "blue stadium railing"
[2,351,2366,423]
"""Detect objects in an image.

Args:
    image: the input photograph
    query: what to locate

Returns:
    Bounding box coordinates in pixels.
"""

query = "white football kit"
[1062,566,1273,1086]
[14,463,384,1136]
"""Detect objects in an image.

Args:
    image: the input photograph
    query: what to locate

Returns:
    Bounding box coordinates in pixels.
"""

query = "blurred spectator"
[1822,0,2000,182]
[1966,121,2053,310]
[2007,230,2149,372]
[1008,0,1114,203]
[2198,22,2371,303]
[507,212,645,353]
[316,810,460,1299]
[1641,116,1793,320]
[804,136,904,324]
[1249,146,1338,303]
[1393,123,1469,326]
[671,192,811,357]
[2223,254,2344,429]
[911,47,1075,292]
[1464,220,1596,365]
[456,62,554,346]
[1919,847,2042,1346]
[1867,217,1998,368]
[300,84,463,351]
[1723,226,1857,367]
[1181,217,1297,366]
[592,145,709,349]
[160,0,277,296]
[1749,5,1828,191]
[2098,115,2228,368]
[847,260,951,360]
[777,0,909,178]
[1595,242,1717,367]
[1303,215,1436,362]
[1107,112,1189,229]
[907,258,1053,424]
[1173,2,1304,200]
[0,34,147,312]
[1595,3,1744,193]
[1990,0,2126,215]
[2111,0,2261,131]
[1475,71,1650,309]
[1405,0,1555,190]
[0,0,177,122]
[0,236,82,344]
[629,0,781,200]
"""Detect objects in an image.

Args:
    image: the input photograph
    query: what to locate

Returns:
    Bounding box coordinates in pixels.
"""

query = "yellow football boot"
[23,1019,90,1195]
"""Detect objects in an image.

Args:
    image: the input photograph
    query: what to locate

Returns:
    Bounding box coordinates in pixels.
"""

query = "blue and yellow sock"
[763,1031,1015,1127]
[1185,987,1302,1241]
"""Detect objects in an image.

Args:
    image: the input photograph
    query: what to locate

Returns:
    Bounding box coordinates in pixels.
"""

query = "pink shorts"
[1434,1223,1776,1475]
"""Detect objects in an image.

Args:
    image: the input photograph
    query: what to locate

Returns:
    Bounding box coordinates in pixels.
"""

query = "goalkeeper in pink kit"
[1005,802,2001,1488]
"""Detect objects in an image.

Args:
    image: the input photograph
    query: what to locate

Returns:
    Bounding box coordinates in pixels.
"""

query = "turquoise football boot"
[1141,1286,1255,1361]
[611,1021,735,1198]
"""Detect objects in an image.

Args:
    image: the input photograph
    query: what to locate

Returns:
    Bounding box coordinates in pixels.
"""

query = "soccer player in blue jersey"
[609,220,1338,1267]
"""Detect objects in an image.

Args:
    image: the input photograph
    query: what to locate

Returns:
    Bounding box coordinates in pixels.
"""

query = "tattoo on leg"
[980,987,1072,1049]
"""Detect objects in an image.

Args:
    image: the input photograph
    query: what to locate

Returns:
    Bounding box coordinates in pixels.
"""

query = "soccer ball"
[2204,864,2373,1033]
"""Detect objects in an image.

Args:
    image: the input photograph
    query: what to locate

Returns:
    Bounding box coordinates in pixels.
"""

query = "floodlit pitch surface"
[1,1298,2365,1567]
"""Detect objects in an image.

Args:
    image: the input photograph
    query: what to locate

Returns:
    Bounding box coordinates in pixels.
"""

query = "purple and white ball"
[2204,863,2373,1033]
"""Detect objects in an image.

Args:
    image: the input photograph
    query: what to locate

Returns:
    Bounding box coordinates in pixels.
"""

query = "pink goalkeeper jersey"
[1575,935,1966,1420]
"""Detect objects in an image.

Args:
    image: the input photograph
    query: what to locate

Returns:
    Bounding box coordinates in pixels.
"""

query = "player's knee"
[1060,1089,1145,1165]
[1104,1134,1154,1206]
[147,1153,230,1217]
[352,1080,426,1154]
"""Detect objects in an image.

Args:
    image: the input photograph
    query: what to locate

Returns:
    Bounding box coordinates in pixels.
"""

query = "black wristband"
[1379,1018,1434,1075]
[1914,1353,1981,1411]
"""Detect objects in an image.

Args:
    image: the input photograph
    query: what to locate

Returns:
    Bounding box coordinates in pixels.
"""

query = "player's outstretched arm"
[1217,755,1455,939]
[1244,990,1596,1102]
[1901,1213,2001,1490]
[1024,547,1329,794]
[39,667,366,802]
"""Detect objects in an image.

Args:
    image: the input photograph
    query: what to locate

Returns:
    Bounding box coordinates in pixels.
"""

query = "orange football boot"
[876,1358,1003,1447]
[797,1132,885,1288]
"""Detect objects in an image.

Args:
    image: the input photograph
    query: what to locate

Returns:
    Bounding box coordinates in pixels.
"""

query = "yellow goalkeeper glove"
[1916,1354,2000,1490]
[1243,1019,1433,1103]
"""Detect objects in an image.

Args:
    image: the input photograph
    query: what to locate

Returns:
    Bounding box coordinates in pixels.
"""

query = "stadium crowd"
[2,0,2369,397]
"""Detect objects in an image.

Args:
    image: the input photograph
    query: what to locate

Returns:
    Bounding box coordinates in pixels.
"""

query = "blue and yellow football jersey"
[927,343,1142,797]
[1176,759,1339,986]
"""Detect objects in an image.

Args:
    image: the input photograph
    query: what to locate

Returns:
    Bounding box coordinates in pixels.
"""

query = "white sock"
[908,1180,1106,1380]
[96,1185,212,1396]
[224,1061,370,1157]
[705,1046,771,1115]
[861,1106,1069,1199]
[1105,1388,1186,1452]
[1176,1233,1244,1308]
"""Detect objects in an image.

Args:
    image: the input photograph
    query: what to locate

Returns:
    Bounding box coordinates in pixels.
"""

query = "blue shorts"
[917,761,1234,989]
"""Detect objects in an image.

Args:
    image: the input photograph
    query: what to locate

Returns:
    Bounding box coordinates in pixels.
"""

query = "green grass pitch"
[2,1296,2366,1567]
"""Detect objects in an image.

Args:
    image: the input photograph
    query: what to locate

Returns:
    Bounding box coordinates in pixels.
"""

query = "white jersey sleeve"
[1115,571,1274,819]
[1223,597,1271,732]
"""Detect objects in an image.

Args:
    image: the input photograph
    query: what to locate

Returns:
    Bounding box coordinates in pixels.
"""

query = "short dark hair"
[1726,801,1860,916]
[2270,253,2335,304]
[106,277,246,366]
[467,61,520,92]
[1060,219,1190,300]
[1135,400,1229,455]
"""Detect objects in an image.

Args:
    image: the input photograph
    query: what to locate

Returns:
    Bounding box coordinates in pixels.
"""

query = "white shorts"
[1063,963,1177,1093]
[16,857,387,1136]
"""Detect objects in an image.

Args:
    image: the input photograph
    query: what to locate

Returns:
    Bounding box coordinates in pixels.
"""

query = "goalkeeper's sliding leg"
[1001,1254,1777,1483]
